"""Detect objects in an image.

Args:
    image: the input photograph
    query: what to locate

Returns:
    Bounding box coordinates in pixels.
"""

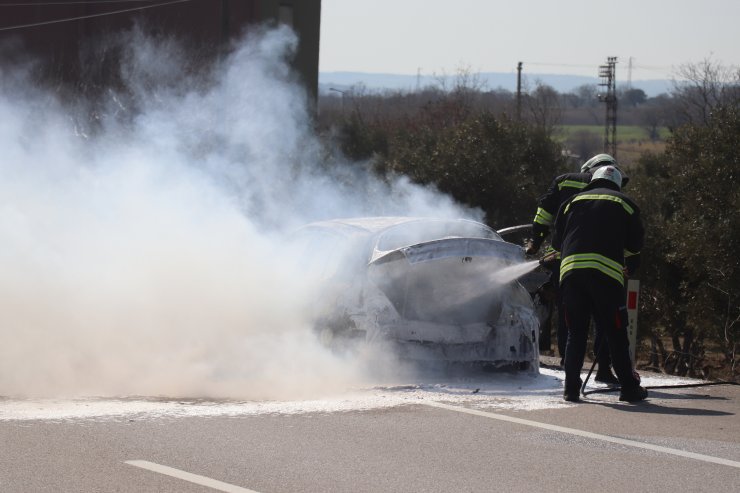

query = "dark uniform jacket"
[530,172,592,250]
[551,180,644,287]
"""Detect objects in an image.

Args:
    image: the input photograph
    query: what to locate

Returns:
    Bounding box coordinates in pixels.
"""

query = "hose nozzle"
[539,250,560,268]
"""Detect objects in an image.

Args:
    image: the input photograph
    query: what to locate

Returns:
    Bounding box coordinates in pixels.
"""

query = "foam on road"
[0,369,706,421]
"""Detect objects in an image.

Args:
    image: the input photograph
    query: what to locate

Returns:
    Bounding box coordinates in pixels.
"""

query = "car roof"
[300,216,494,236]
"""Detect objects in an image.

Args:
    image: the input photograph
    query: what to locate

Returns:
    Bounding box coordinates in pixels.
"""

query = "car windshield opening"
[376,220,499,251]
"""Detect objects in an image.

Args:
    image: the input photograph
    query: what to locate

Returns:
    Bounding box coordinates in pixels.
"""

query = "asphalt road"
[2,371,738,492]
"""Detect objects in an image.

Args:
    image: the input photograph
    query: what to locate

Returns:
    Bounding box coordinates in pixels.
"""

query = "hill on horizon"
[319,71,673,98]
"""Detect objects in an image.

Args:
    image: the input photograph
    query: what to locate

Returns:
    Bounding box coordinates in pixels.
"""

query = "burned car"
[291,217,540,372]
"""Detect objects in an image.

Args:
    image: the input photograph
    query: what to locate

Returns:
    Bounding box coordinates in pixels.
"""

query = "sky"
[319,0,740,81]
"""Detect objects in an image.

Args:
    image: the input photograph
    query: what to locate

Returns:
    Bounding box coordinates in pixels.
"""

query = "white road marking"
[125,460,260,493]
[422,401,740,469]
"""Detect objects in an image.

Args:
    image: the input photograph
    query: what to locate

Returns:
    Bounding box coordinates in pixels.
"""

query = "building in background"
[0,0,321,100]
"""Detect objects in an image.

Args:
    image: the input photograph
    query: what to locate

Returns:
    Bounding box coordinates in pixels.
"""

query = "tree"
[631,103,739,378]
[564,129,601,161]
[620,88,647,107]
[638,95,671,141]
[328,89,565,228]
[523,82,562,138]
[575,84,599,107]
[670,58,740,126]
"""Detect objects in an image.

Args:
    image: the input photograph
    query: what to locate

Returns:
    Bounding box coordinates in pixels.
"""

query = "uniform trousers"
[561,270,638,391]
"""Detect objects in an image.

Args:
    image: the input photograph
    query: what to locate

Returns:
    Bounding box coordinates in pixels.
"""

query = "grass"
[617,140,667,167]
[555,125,671,142]
[554,124,670,167]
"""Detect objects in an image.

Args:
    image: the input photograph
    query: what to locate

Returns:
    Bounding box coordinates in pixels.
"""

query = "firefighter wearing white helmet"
[581,153,629,186]
[590,164,623,187]
[551,164,647,402]
[527,154,626,256]
[524,154,627,384]
[581,153,616,172]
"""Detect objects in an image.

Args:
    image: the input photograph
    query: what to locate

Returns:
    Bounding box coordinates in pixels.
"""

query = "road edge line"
[125,460,260,493]
[421,400,740,469]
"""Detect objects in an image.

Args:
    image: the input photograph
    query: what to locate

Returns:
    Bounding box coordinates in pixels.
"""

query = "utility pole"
[329,87,347,112]
[219,0,230,60]
[598,56,617,157]
[221,0,230,42]
[516,61,523,121]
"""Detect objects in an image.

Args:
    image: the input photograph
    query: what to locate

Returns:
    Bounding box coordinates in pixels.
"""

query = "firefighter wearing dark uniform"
[528,171,591,359]
[552,165,648,402]
[527,154,625,384]
[529,172,591,254]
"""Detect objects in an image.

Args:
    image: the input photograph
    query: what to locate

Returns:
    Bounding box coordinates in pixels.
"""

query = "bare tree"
[671,58,740,126]
[524,81,562,137]
[429,65,487,112]
[575,84,599,107]
[638,95,671,141]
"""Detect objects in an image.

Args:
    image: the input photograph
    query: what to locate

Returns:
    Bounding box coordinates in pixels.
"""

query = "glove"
[524,240,539,256]
[539,250,560,269]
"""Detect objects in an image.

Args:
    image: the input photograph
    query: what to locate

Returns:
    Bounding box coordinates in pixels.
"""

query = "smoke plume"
[0,26,478,399]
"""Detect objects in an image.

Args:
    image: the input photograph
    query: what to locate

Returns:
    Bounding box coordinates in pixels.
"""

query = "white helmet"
[590,165,622,189]
[581,153,629,187]
[581,153,616,172]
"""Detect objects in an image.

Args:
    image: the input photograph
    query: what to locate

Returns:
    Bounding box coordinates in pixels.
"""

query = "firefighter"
[526,154,627,384]
[551,165,647,402]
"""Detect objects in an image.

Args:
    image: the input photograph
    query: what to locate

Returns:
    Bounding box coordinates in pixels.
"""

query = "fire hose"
[510,228,738,396]
[580,339,739,397]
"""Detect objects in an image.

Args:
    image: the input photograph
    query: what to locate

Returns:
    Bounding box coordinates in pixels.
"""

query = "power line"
[0,0,194,32]
[632,64,675,73]
[522,61,597,69]
[523,60,676,76]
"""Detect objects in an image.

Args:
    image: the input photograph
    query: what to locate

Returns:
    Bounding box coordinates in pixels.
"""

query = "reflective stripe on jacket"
[531,172,591,248]
[551,180,644,286]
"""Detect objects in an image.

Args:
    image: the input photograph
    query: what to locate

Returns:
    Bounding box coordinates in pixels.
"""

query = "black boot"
[619,385,648,402]
[563,378,582,402]
[595,366,620,385]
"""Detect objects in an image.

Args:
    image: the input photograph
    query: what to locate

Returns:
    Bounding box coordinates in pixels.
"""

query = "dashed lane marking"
[421,401,740,469]
[125,460,260,493]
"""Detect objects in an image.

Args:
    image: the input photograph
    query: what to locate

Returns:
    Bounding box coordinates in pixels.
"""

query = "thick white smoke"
[0,26,479,399]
